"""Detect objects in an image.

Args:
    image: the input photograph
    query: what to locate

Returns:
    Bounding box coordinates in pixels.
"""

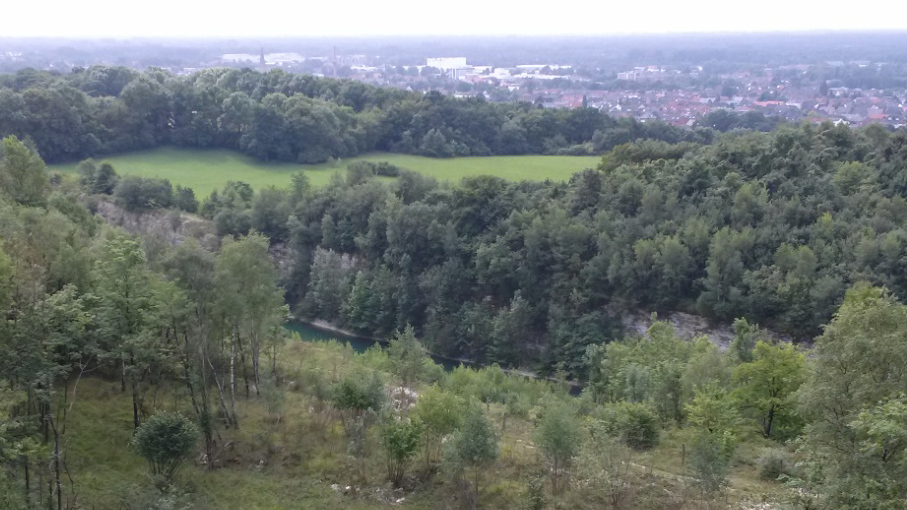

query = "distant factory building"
[426,57,471,79]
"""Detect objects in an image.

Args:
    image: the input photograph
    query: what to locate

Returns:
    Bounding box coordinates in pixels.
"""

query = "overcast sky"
[4,0,907,38]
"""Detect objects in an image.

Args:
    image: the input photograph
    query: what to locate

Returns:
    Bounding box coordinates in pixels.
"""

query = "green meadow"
[50,147,602,195]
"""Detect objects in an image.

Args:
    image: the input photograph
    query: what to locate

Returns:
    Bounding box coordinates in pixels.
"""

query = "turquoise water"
[283,320,467,371]
[284,320,381,353]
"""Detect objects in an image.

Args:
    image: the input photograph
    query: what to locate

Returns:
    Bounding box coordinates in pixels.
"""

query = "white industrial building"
[426,57,468,70]
[426,57,472,80]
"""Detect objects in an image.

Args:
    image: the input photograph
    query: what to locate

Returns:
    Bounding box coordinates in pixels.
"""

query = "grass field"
[50,147,602,196]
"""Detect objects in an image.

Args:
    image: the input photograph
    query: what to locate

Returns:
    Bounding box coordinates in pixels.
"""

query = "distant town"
[222,52,903,128]
[3,35,907,129]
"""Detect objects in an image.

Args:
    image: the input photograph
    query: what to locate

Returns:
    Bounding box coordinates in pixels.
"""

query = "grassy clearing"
[49,147,602,196]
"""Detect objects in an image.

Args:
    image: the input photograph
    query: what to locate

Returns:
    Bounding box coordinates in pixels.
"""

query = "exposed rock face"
[268,241,300,285]
[622,311,736,348]
[94,199,219,250]
[621,310,792,348]
[93,199,300,283]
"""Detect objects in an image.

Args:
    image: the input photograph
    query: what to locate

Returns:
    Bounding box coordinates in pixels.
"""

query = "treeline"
[0,65,710,164]
[163,120,907,377]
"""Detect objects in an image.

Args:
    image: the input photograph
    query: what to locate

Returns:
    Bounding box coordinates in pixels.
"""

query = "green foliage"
[596,402,660,450]
[172,185,198,213]
[445,406,499,504]
[215,232,288,399]
[573,421,635,508]
[78,159,119,195]
[798,284,907,509]
[851,394,907,465]
[114,175,174,211]
[729,318,759,363]
[131,412,199,482]
[757,449,789,481]
[732,341,805,439]
[387,324,431,386]
[379,417,423,487]
[688,430,735,493]
[522,475,546,510]
[686,385,742,493]
[0,240,12,311]
[412,386,466,467]
[593,319,691,421]
[0,135,48,206]
[332,368,385,419]
[449,407,499,467]
[533,397,582,493]
[686,385,742,438]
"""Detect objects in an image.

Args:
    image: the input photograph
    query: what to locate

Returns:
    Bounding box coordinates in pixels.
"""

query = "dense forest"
[170,120,906,378]
[0,66,709,164]
[2,128,907,509]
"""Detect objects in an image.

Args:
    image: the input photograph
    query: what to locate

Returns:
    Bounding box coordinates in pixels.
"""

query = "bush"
[114,175,173,211]
[373,161,402,177]
[346,161,375,186]
[346,160,405,180]
[78,159,119,195]
[173,185,198,213]
[688,431,735,493]
[522,475,546,510]
[597,402,660,450]
[131,412,199,482]
[757,449,789,481]
[332,368,385,426]
[380,417,423,487]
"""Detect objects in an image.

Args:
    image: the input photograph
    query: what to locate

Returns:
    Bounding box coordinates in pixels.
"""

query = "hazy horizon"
[6,0,907,39]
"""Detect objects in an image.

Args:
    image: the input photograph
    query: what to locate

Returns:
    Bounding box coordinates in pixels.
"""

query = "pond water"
[283,320,468,371]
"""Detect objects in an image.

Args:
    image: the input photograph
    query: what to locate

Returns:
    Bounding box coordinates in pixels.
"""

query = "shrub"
[373,161,402,177]
[533,398,581,493]
[688,431,734,493]
[380,417,423,487]
[522,475,546,510]
[173,185,198,213]
[114,175,173,211]
[131,412,199,482]
[597,402,660,450]
[757,450,789,481]
[332,368,385,428]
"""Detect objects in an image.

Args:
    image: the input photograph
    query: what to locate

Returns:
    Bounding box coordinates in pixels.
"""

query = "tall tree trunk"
[229,328,239,427]
[764,405,775,438]
[251,333,261,397]
[236,334,251,398]
[52,421,62,510]
[208,356,237,429]
[22,454,30,509]
[130,354,140,430]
